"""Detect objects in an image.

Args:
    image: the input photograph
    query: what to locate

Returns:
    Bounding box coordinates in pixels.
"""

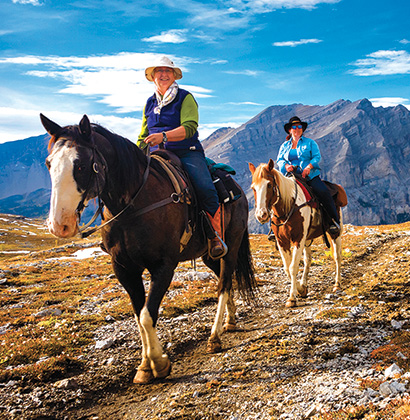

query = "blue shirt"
[276,136,321,180]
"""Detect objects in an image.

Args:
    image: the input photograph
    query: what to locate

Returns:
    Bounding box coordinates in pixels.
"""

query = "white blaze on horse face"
[47,144,82,238]
[252,179,270,223]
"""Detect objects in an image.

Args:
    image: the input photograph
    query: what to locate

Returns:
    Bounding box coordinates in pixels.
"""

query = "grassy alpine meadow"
[0,214,410,419]
[0,214,220,384]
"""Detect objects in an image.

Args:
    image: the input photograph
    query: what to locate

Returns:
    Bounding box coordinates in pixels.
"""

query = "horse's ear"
[248,162,256,175]
[79,115,92,140]
[40,113,61,136]
[268,159,275,171]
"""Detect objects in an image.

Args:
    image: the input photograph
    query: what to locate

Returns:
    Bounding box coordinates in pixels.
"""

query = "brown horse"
[249,159,345,308]
[41,113,256,384]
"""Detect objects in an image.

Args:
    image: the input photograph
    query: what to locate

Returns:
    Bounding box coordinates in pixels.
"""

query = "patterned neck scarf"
[154,82,179,114]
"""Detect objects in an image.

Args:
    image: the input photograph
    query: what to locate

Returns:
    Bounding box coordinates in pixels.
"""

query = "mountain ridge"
[1,99,410,233]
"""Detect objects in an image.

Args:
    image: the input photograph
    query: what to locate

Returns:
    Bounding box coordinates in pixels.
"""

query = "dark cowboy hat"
[284,116,308,134]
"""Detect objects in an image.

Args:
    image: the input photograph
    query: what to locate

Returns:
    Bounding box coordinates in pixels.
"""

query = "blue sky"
[0,0,409,143]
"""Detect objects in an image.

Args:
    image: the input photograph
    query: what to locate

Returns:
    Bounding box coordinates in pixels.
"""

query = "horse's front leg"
[297,244,312,298]
[138,266,174,380]
[280,243,304,308]
[111,262,153,383]
[331,233,343,292]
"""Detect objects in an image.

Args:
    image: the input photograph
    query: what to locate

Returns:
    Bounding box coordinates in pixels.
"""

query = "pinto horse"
[249,159,345,308]
[41,114,256,384]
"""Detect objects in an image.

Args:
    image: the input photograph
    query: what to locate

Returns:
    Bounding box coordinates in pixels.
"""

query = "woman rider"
[277,116,341,235]
[136,56,227,259]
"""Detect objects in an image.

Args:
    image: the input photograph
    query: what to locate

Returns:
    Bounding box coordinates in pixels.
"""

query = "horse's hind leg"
[224,290,236,332]
[203,256,234,353]
[297,244,312,298]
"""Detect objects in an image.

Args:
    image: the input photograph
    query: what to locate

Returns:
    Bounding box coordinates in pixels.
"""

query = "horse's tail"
[234,228,257,302]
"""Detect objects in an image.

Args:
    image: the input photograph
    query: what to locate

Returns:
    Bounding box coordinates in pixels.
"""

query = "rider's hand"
[302,164,312,178]
[144,133,162,147]
[285,164,295,173]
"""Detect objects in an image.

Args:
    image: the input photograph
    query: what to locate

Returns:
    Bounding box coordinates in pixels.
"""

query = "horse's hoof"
[223,322,236,332]
[133,367,154,384]
[297,285,308,298]
[285,299,297,308]
[207,337,222,353]
[153,358,172,379]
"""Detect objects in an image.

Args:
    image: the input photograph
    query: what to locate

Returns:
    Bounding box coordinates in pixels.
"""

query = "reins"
[77,141,185,239]
[270,175,312,227]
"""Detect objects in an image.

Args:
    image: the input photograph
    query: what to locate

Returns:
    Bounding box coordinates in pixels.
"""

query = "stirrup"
[328,221,340,235]
[209,234,228,260]
[267,230,276,242]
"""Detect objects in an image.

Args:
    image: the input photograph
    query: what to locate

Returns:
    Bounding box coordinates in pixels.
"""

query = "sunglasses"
[291,125,303,129]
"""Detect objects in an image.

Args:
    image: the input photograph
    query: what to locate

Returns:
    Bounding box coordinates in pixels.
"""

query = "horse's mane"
[91,124,147,196]
[261,164,296,210]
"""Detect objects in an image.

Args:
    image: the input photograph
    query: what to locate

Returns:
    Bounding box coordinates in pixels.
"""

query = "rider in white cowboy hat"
[144,56,183,82]
[136,56,228,259]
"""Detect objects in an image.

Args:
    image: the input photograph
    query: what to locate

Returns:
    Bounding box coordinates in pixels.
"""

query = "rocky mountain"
[1,99,409,233]
[203,98,410,233]
[0,134,51,200]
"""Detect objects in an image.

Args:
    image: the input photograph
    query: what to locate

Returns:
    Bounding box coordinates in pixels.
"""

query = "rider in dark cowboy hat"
[277,116,341,235]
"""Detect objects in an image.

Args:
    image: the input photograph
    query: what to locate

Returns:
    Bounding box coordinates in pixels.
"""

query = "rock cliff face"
[202,99,410,232]
[0,134,51,200]
[1,99,409,232]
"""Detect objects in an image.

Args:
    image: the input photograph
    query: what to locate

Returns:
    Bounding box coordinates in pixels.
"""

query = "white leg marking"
[225,290,236,328]
[211,291,229,339]
[139,307,170,376]
[301,245,312,287]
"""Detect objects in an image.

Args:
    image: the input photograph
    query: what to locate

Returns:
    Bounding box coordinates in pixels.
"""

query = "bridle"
[74,137,183,238]
[269,175,299,227]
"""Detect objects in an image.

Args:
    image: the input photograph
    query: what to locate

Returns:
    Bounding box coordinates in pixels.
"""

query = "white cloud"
[199,122,242,140]
[142,29,188,44]
[0,107,141,144]
[351,50,410,76]
[180,84,213,98]
[224,70,261,77]
[229,0,340,13]
[227,101,264,106]
[369,97,410,109]
[12,0,43,5]
[273,38,322,47]
[0,52,196,113]
[399,39,410,44]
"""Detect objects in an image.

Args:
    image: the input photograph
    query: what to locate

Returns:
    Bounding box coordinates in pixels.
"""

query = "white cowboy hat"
[145,56,183,82]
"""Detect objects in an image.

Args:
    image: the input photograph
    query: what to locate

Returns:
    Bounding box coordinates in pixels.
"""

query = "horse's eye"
[267,183,273,189]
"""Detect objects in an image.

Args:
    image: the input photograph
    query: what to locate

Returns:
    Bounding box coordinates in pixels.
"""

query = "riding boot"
[206,207,228,260]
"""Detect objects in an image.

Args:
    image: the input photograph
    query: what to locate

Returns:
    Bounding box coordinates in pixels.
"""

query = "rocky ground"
[1,224,410,419]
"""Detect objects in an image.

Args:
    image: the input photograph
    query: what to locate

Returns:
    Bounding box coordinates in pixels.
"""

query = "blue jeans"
[173,149,219,216]
[307,176,340,224]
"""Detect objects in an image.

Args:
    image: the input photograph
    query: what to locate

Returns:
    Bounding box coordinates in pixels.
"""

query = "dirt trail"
[4,229,410,420]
